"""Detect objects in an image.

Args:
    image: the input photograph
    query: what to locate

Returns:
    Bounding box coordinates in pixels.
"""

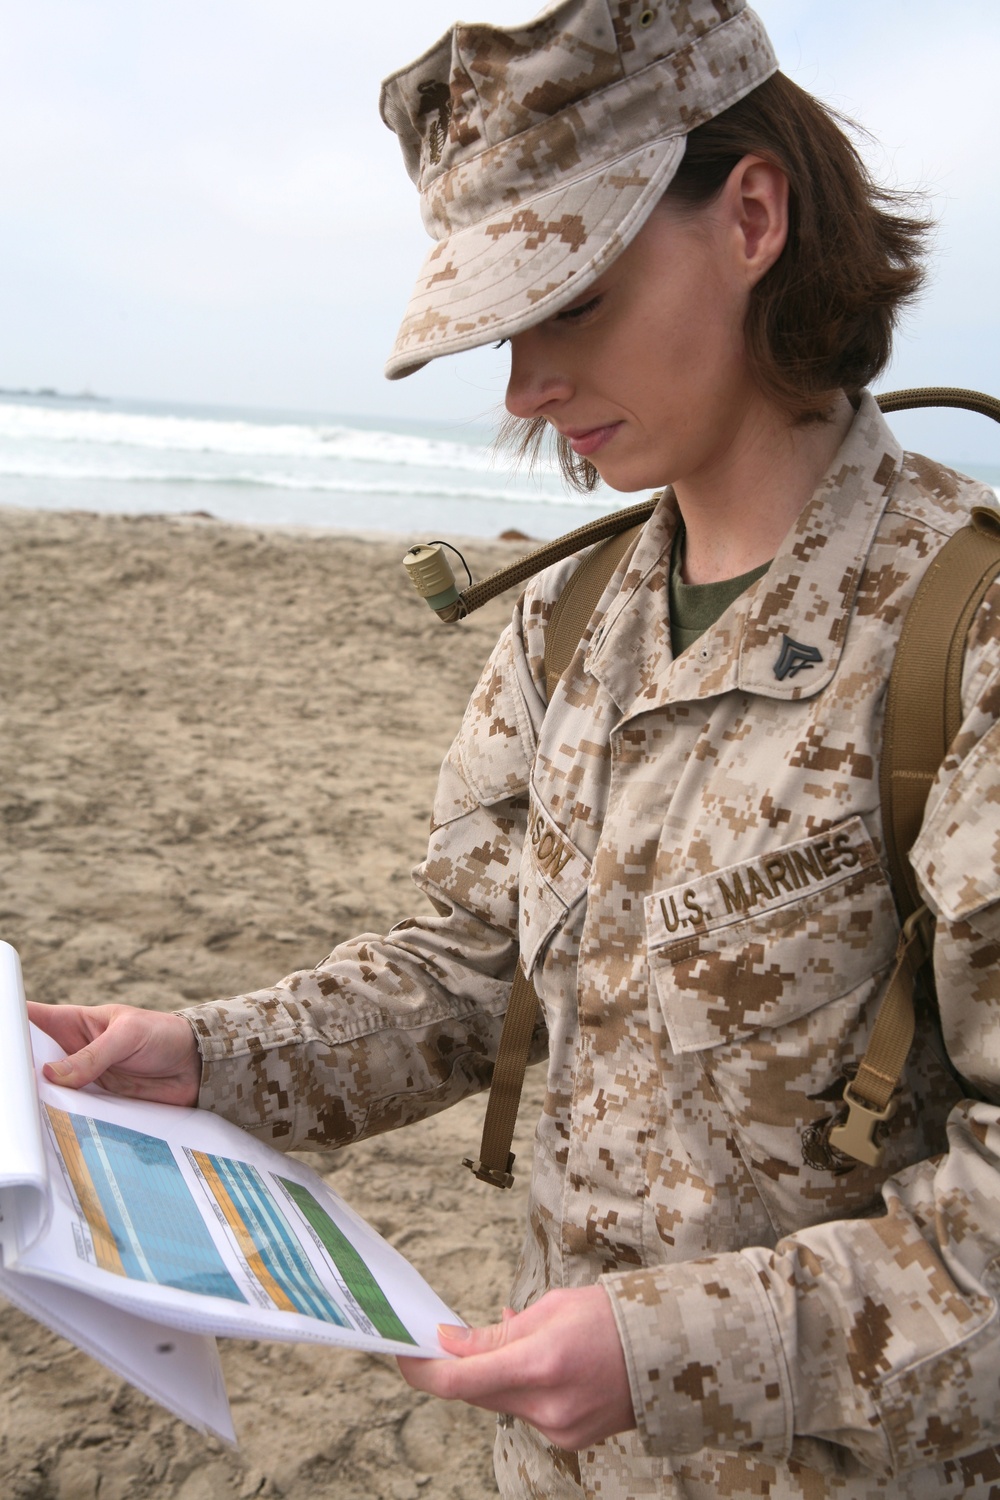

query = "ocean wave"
[0,401,542,476]
[0,459,607,509]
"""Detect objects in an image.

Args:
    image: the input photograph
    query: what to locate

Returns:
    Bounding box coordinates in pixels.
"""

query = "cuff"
[601,1255,793,1459]
[180,988,308,1141]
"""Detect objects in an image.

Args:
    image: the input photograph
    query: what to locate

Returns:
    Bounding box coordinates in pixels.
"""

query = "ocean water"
[0,392,997,542]
[0,393,612,541]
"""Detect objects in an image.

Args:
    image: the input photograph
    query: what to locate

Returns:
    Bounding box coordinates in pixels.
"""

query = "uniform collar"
[586,392,904,714]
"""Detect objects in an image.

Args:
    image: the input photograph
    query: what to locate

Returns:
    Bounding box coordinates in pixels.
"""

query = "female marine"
[31,2,1000,1495]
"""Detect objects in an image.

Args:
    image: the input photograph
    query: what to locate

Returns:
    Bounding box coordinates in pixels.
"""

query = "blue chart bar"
[64,1112,246,1302]
[194,1154,348,1327]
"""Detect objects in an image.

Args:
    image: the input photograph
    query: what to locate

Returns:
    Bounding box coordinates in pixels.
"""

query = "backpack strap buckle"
[828,1085,899,1168]
[462,1154,516,1190]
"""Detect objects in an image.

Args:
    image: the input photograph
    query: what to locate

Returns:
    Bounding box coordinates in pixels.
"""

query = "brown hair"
[500,70,931,492]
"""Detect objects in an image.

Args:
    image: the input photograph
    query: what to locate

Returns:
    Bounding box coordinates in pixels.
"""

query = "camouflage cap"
[380,0,777,380]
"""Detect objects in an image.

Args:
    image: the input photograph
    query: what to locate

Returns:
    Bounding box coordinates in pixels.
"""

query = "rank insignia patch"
[774,634,823,681]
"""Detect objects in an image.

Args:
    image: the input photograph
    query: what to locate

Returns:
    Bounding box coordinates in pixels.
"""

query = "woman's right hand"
[26,1002,202,1107]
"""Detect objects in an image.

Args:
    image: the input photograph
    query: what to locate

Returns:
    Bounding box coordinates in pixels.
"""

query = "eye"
[556,293,602,323]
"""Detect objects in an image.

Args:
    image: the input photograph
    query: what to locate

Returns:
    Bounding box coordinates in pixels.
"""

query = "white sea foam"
[0,401,522,475]
[0,456,596,508]
[0,396,582,535]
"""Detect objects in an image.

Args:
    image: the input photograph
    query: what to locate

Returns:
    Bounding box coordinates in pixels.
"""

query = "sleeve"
[601,582,1000,1477]
[181,609,548,1152]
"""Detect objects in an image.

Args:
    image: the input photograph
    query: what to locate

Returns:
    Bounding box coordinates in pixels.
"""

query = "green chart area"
[278,1178,414,1345]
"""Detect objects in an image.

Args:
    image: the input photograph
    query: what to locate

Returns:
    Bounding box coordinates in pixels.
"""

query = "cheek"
[680,276,749,385]
[648,263,737,359]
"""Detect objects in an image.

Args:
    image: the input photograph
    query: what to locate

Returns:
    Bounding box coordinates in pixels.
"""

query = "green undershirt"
[669,526,771,657]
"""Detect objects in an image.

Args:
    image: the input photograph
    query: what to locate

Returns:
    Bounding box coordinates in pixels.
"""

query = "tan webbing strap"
[462,964,540,1189]
[544,522,647,698]
[828,905,932,1166]
[464,523,646,1188]
[831,505,1000,1167]
[880,507,1000,918]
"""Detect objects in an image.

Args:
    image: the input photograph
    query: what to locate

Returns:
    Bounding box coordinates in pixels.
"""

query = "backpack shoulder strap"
[830,504,1000,1168]
[464,521,647,1188]
[543,520,646,698]
[880,505,1000,919]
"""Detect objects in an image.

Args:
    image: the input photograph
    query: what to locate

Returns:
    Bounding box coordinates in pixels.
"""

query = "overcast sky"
[1,0,998,462]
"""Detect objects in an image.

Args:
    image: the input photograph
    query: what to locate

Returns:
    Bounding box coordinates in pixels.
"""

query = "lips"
[560,422,623,458]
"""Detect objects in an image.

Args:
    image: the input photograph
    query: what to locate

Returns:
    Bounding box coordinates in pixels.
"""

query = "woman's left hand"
[396,1284,636,1452]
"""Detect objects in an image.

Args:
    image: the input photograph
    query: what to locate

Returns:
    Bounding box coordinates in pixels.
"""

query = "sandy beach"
[0,505,547,1500]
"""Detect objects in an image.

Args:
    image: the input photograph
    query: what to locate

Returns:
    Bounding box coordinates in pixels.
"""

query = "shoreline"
[0,498,546,548]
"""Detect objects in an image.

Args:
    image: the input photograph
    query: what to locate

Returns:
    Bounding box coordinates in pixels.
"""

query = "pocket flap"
[645,818,897,1052]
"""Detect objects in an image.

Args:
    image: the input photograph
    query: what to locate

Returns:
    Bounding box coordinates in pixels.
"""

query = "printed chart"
[276,1176,412,1343]
[46,1106,244,1301]
[187,1151,348,1326]
[44,1105,415,1344]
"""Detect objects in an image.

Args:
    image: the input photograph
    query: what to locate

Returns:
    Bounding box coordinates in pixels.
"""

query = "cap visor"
[385,135,686,380]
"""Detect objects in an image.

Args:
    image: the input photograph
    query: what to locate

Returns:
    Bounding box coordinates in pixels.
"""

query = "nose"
[504,332,573,420]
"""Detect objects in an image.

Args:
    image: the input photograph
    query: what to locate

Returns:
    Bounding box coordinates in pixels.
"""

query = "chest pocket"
[645,818,910,1232]
[645,816,897,1053]
[519,786,591,979]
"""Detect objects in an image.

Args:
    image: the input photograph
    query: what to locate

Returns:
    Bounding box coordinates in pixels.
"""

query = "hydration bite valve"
[402,543,466,623]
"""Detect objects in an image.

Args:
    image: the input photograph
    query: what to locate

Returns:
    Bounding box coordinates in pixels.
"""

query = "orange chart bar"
[191,1151,298,1314]
[45,1106,125,1276]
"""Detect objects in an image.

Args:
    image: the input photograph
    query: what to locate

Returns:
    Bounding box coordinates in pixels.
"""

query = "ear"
[724,154,789,288]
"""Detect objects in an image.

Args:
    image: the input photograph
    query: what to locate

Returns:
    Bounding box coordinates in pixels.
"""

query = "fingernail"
[49,1060,72,1079]
[437,1323,471,1342]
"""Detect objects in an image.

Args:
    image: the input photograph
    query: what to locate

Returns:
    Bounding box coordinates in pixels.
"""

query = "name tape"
[528,804,574,880]
[646,818,878,948]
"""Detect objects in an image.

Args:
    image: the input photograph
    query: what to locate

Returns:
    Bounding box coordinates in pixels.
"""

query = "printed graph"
[45,1108,413,1339]
[278,1177,414,1344]
[45,1106,245,1301]
[189,1152,349,1326]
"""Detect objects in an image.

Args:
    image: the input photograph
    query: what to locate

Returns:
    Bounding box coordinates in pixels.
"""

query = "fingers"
[437,1320,507,1355]
[43,1019,141,1090]
[26,1002,125,1088]
[26,1003,201,1106]
[396,1286,636,1452]
[26,1001,95,1055]
[396,1350,521,1410]
[398,1315,530,1406]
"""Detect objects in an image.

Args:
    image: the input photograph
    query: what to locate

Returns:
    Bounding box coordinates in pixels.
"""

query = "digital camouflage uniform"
[184,394,1000,1497]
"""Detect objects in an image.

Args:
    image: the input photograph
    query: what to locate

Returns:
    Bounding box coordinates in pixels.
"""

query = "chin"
[590,464,669,495]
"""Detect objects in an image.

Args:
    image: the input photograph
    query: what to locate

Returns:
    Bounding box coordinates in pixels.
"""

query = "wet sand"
[0,506,547,1500]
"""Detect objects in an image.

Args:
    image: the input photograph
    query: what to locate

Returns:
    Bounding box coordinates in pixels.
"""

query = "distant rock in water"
[498,528,532,542]
[0,385,107,402]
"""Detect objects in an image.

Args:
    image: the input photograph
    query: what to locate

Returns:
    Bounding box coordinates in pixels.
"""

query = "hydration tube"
[402,388,1000,624]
